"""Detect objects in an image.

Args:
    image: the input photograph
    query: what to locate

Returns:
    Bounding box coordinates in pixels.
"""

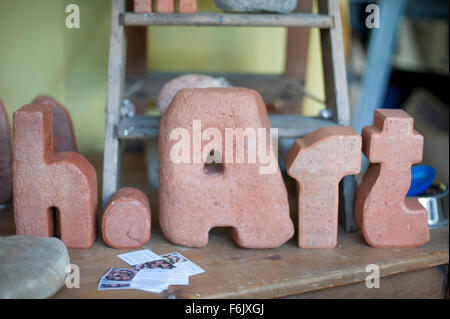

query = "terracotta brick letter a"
[159,88,294,248]
[13,104,97,248]
[355,109,430,247]
[285,127,362,248]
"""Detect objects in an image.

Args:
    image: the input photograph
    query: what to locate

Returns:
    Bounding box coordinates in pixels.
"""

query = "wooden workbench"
[0,152,448,299]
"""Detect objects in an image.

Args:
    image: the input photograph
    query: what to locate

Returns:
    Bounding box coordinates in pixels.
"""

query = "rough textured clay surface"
[215,0,297,13]
[31,95,77,153]
[157,0,174,13]
[157,74,230,115]
[148,74,230,190]
[0,235,70,299]
[179,0,198,13]
[355,109,430,247]
[159,87,294,248]
[13,104,97,249]
[102,187,151,249]
[134,0,152,12]
[285,127,361,248]
[0,99,12,203]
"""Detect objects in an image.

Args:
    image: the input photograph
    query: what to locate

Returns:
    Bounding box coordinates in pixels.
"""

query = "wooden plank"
[285,0,313,80]
[318,0,350,126]
[117,114,337,139]
[122,12,333,28]
[287,265,449,299]
[0,153,447,299]
[102,0,127,210]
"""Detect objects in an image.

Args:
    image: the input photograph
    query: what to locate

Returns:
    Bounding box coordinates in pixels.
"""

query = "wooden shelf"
[2,153,447,299]
[117,114,336,139]
[122,12,333,28]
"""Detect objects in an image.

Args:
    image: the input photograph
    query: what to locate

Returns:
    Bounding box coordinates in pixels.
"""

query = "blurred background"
[0,0,448,183]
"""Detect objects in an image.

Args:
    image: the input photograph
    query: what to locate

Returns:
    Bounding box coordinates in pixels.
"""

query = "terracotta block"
[179,0,198,13]
[31,95,77,153]
[102,187,151,249]
[13,104,97,248]
[355,109,430,247]
[0,99,12,203]
[156,0,174,13]
[134,0,152,12]
[285,127,361,248]
[159,87,294,248]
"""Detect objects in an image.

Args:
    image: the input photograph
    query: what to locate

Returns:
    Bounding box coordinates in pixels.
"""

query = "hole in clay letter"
[48,206,61,239]
[204,149,223,175]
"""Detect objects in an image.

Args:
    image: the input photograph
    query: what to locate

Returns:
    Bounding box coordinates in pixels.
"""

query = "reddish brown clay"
[31,95,77,153]
[285,127,361,248]
[134,0,152,12]
[159,87,294,248]
[156,0,174,13]
[102,187,151,249]
[13,104,97,249]
[0,99,12,203]
[179,0,198,13]
[355,109,430,248]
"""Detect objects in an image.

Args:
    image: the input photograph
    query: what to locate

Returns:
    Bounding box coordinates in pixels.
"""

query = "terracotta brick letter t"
[355,109,430,247]
[13,104,97,248]
[285,127,362,248]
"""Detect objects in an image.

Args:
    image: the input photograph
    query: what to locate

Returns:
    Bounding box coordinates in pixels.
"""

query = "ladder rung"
[117,114,337,139]
[122,12,333,28]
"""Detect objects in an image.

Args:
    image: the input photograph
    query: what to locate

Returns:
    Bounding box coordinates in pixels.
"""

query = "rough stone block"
[0,235,70,299]
[134,0,152,12]
[0,99,12,203]
[156,0,174,13]
[355,109,430,247]
[159,87,294,248]
[13,104,97,249]
[285,126,361,248]
[215,0,297,13]
[31,95,77,153]
[102,187,151,249]
[179,0,198,13]
[157,74,230,115]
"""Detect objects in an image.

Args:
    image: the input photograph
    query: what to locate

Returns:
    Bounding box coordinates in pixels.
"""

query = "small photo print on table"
[133,259,176,271]
[101,267,137,282]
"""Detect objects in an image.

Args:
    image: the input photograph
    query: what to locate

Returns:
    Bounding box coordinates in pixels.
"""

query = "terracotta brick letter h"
[355,109,430,247]
[286,127,362,248]
[13,104,97,248]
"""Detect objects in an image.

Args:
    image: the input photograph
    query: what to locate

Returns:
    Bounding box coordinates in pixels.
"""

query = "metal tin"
[414,181,449,228]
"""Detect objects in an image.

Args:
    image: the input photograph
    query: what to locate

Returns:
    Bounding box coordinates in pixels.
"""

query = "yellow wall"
[0,0,287,153]
[0,0,111,153]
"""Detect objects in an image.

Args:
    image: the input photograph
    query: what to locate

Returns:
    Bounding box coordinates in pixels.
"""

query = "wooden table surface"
[0,152,448,299]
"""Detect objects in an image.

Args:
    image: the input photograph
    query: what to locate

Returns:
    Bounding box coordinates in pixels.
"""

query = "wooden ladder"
[103,0,357,231]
